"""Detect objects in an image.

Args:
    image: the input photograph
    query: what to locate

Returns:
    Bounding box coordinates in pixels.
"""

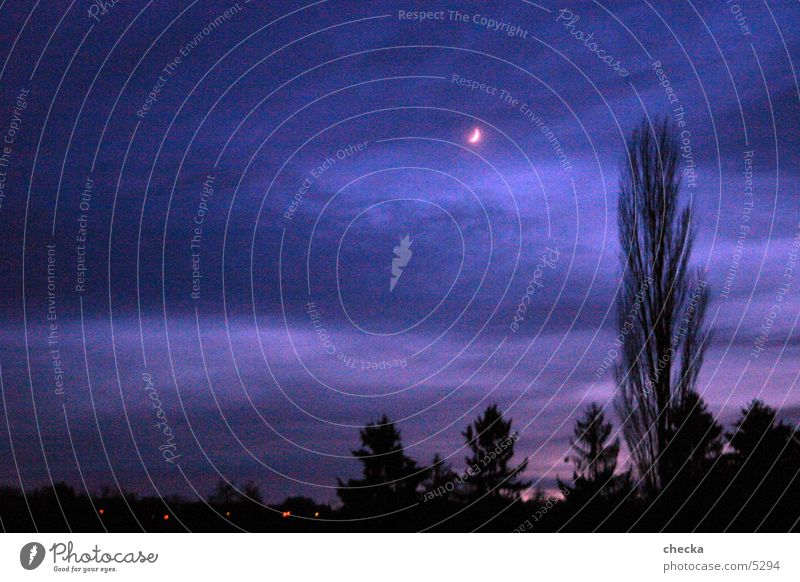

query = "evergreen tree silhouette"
[558,403,632,530]
[728,400,790,461]
[462,404,530,501]
[337,415,426,519]
[562,403,630,497]
[663,390,724,485]
[654,390,725,530]
[420,453,459,499]
[417,453,463,529]
[722,400,800,530]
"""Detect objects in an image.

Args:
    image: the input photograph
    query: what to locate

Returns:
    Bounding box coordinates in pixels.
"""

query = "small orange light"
[314,512,319,517]
[282,511,291,518]
[98,509,105,515]
[163,514,169,521]
[225,511,231,517]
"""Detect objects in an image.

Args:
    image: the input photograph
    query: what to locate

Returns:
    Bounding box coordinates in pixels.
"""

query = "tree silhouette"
[207,479,262,505]
[337,415,426,518]
[558,403,632,530]
[561,403,630,498]
[614,117,713,497]
[416,453,463,529]
[242,481,263,504]
[722,400,800,530]
[663,390,724,485]
[208,480,238,505]
[462,404,530,501]
[649,390,725,530]
[420,453,459,498]
[728,400,790,460]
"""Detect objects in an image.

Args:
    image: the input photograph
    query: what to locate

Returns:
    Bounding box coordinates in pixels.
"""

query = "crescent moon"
[468,128,481,144]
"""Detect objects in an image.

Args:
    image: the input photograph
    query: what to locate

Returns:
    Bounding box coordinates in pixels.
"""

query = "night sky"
[0,0,799,505]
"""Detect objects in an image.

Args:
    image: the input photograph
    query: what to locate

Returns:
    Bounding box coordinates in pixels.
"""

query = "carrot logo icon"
[20,542,45,570]
[390,235,413,292]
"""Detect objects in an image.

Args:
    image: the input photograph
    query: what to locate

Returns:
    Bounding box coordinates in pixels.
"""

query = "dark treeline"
[2,398,800,532]
[3,120,799,532]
